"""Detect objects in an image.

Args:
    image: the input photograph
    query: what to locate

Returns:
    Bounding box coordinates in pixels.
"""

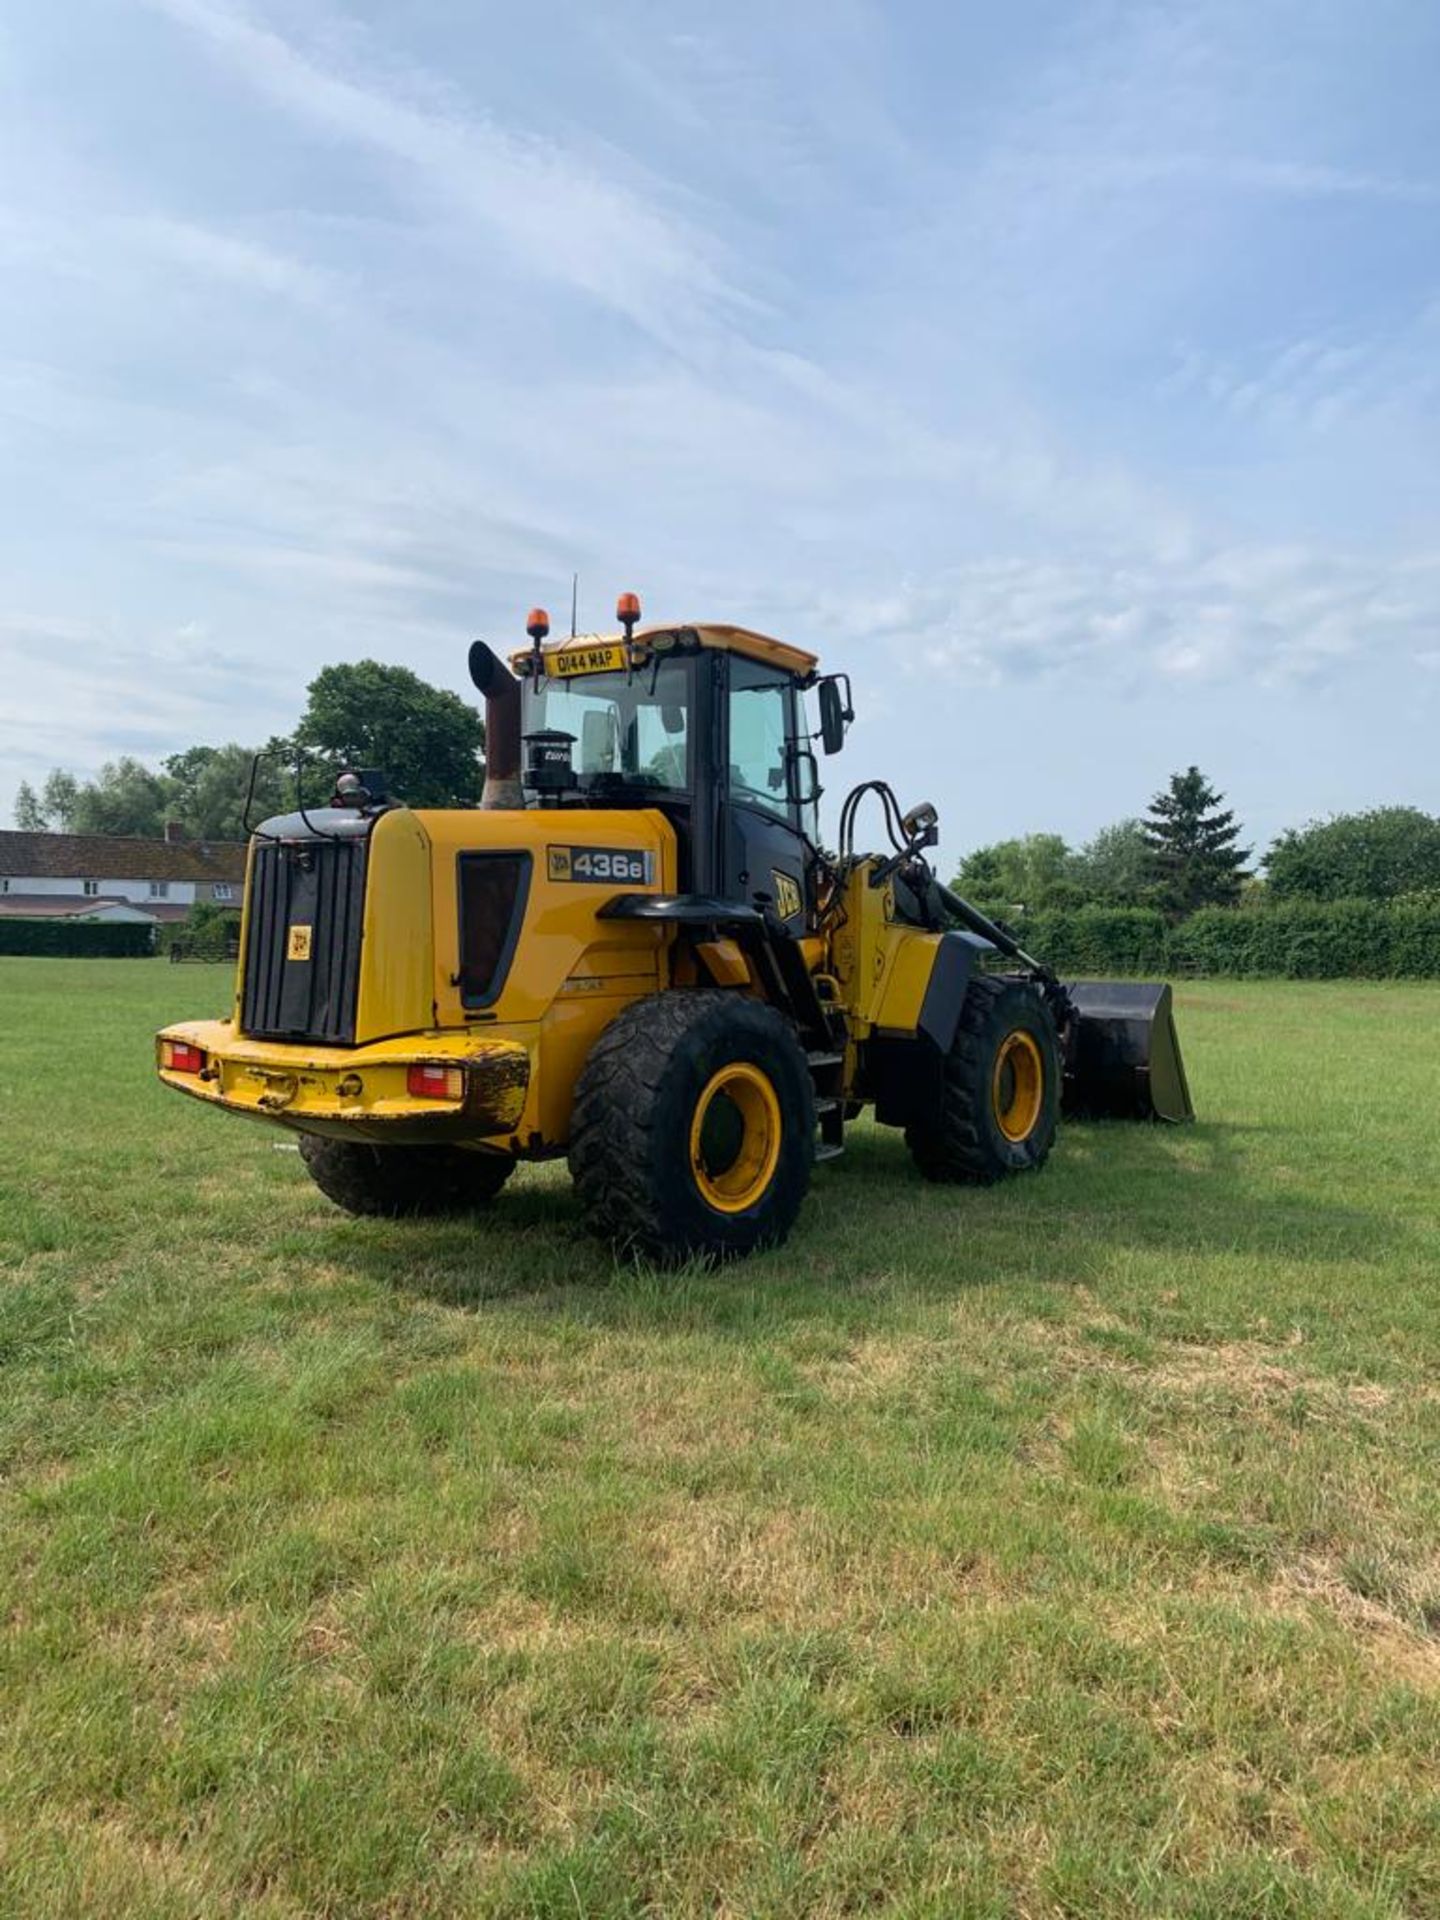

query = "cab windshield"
[524,659,690,793]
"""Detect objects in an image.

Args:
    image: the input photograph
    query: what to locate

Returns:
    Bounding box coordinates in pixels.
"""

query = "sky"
[1,0,1437,862]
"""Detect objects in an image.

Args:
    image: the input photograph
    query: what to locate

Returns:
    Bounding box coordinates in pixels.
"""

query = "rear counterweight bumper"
[156,1022,531,1145]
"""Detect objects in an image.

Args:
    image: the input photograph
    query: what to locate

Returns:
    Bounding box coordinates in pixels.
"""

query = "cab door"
[721,656,812,929]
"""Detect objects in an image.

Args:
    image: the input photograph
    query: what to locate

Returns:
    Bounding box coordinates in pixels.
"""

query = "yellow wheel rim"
[992,1030,1045,1142]
[689,1063,783,1213]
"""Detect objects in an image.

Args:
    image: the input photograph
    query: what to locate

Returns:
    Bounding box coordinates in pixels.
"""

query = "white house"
[0,827,247,926]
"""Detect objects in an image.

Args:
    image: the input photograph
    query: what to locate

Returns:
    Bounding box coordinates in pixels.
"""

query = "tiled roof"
[0,830,246,883]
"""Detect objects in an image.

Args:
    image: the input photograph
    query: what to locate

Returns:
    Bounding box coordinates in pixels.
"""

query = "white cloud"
[0,616,268,778]
[141,0,755,352]
[4,0,1439,842]
[817,544,1440,691]
[121,214,333,304]
[1164,306,1440,435]
[992,149,1440,205]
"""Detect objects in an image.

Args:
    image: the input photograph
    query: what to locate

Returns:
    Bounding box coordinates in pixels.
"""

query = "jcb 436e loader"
[157,597,1192,1261]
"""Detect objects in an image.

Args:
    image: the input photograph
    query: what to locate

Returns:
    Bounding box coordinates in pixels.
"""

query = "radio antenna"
[570,572,578,638]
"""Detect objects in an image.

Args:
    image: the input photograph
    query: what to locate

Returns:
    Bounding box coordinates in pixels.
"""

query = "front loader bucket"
[1062,981,1194,1123]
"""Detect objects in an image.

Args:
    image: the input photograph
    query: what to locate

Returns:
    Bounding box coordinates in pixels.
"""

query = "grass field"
[2,959,1439,1918]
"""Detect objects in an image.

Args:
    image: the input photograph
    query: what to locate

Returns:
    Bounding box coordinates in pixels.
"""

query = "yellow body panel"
[868,927,948,1034]
[826,859,947,1039]
[694,937,751,988]
[160,805,678,1152]
[419,809,673,1033]
[357,810,434,1040]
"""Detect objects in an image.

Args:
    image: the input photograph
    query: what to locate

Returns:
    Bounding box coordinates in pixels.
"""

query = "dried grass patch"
[1269,1556,1440,1688]
[797,1335,919,1400]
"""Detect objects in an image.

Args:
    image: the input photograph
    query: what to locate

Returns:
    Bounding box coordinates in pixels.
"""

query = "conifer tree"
[1144,766,1249,917]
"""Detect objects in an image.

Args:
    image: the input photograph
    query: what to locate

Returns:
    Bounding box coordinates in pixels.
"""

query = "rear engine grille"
[241,837,367,1044]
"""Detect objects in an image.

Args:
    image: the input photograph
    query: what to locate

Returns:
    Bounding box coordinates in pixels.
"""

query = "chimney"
[163,820,186,844]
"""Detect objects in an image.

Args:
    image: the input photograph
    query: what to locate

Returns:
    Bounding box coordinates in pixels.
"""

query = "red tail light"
[407,1064,464,1100]
[161,1040,206,1074]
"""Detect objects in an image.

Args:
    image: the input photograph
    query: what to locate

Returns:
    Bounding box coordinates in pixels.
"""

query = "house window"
[213,883,233,902]
[149,881,170,899]
[82,880,99,897]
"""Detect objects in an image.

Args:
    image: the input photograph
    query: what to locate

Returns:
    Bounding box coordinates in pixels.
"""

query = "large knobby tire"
[568,991,814,1263]
[298,1136,514,1217]
[906,974,1060,1184]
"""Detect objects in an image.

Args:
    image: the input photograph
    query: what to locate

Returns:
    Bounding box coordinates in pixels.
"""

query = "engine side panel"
[166,805,681,1154]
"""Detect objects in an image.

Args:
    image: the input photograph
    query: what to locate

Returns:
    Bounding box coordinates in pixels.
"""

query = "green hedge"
[979,897,1440,979]
[1001,907,1170,976]
[1168,898,1440,979]
[0,919,155,958]
[4,896,1438,977]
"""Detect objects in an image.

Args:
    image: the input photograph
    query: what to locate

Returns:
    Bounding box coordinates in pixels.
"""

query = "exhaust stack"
[468,640,524,810]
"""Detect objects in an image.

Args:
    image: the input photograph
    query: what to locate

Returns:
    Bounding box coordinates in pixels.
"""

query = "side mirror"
[817,674,853,755]
[902,801,938,846]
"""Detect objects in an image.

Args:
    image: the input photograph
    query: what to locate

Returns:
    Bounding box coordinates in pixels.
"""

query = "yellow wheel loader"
[157,595,1191,1261]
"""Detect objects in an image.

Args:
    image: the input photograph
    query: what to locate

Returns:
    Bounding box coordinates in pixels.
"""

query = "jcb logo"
[771,871,803,921]
[547,847,573,881]
[287,924,312,961]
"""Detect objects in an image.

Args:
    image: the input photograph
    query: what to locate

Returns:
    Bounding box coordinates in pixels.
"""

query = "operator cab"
[487,598,851,931]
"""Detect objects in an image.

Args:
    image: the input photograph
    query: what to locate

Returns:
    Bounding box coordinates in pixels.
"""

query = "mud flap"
[1062,981,1194,1122]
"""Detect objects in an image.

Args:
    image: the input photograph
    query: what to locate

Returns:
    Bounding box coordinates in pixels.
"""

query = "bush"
[1266,808,1440,901]
[156,902,241,959]
[1166,898,1440,979]
[1011,907,1170,976]
[0,919,154,958]
[974,896,1440,979]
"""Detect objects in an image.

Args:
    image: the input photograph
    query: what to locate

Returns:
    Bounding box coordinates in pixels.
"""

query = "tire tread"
[569,990,813,1260]
[905,974,1059,1184]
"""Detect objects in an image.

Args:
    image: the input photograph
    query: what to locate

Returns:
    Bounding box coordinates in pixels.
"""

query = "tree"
[33,759,172,838]
[1070,818,1154,907]
[164,745,290,841]
[1265,807,1440,902]
[13,781,47,830]
[1144,766,1249,917]
[15,659,484,842]
[40,769,81,830]
[953,833,1083,911]
[294,661,485,808]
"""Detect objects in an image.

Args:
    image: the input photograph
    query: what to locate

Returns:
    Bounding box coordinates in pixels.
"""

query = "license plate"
[548,643,629,678]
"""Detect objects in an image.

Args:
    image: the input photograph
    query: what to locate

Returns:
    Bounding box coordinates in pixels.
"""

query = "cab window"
[527,659,690,791]
[728,658,791,820]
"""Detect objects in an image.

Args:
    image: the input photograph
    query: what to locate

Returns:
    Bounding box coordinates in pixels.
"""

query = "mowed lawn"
[2,961,1439,1919]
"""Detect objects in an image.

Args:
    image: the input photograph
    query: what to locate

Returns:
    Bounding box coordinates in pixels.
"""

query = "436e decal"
[547,845,655,885]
